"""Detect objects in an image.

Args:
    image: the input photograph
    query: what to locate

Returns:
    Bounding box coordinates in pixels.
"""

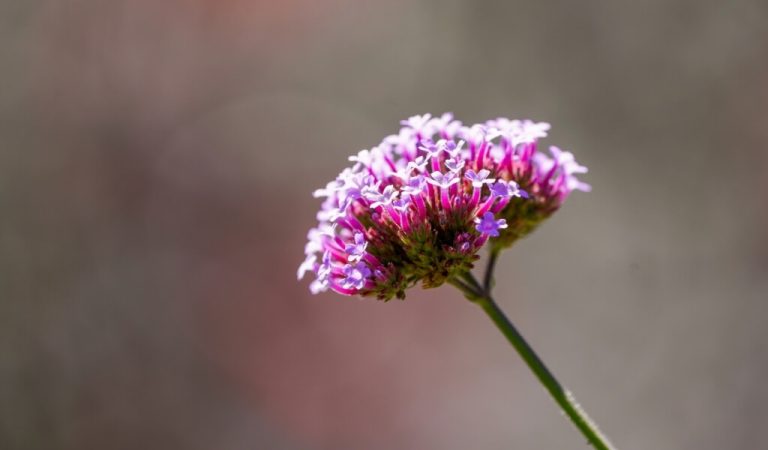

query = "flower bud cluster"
[298,114,589,300]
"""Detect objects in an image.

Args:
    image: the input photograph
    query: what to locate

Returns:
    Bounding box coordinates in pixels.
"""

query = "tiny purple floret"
[345,232,368,261]
[341,261,372,290]
[426,171,460,189]
[490,180,526,199]
[474,212,508,237]
[465,169,495,188]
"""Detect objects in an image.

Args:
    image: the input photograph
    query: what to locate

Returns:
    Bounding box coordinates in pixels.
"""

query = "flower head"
[299,114,589,300]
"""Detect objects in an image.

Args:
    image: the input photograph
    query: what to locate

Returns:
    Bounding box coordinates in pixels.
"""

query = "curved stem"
[483,248,499,292]
[459,271,483,294]
[457,271,616,450]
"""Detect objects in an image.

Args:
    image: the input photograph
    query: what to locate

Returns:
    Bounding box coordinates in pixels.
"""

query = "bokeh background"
[2,1,767,449]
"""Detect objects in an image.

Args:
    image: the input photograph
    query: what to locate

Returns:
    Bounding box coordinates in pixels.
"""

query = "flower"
[475,212,508,237]
[418,142,444,160]
[368,185,399,209]
[298,114,589,300]
[465,169,495,188]
[489,180,525,199]
[426,171,460,189]
[401,156,429,177]
[340,261,372,290]
[444,157,466,173]
[401,175,426,196]
[344,232,368,261]
[401,113,433,132]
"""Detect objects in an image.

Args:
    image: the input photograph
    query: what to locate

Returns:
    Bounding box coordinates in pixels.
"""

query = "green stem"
[483,248,499,292]
[459,271,483,294]
[458,269,616,449]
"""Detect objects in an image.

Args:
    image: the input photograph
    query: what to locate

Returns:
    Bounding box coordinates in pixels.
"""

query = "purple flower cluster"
[299,114,589,300]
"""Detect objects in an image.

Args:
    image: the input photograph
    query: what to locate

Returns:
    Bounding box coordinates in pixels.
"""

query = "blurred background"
[1,1,767,449]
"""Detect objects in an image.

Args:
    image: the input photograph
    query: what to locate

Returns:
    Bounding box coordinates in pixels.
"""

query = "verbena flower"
[299,114,589,300]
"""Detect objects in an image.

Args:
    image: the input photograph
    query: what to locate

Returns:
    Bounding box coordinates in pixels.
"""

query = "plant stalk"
[456,262,616,449]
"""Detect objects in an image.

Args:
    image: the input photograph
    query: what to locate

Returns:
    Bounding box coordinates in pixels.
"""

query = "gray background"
[1,0,767,449]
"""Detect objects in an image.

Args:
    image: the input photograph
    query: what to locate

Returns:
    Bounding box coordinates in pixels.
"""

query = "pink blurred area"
[2,1,768,449]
